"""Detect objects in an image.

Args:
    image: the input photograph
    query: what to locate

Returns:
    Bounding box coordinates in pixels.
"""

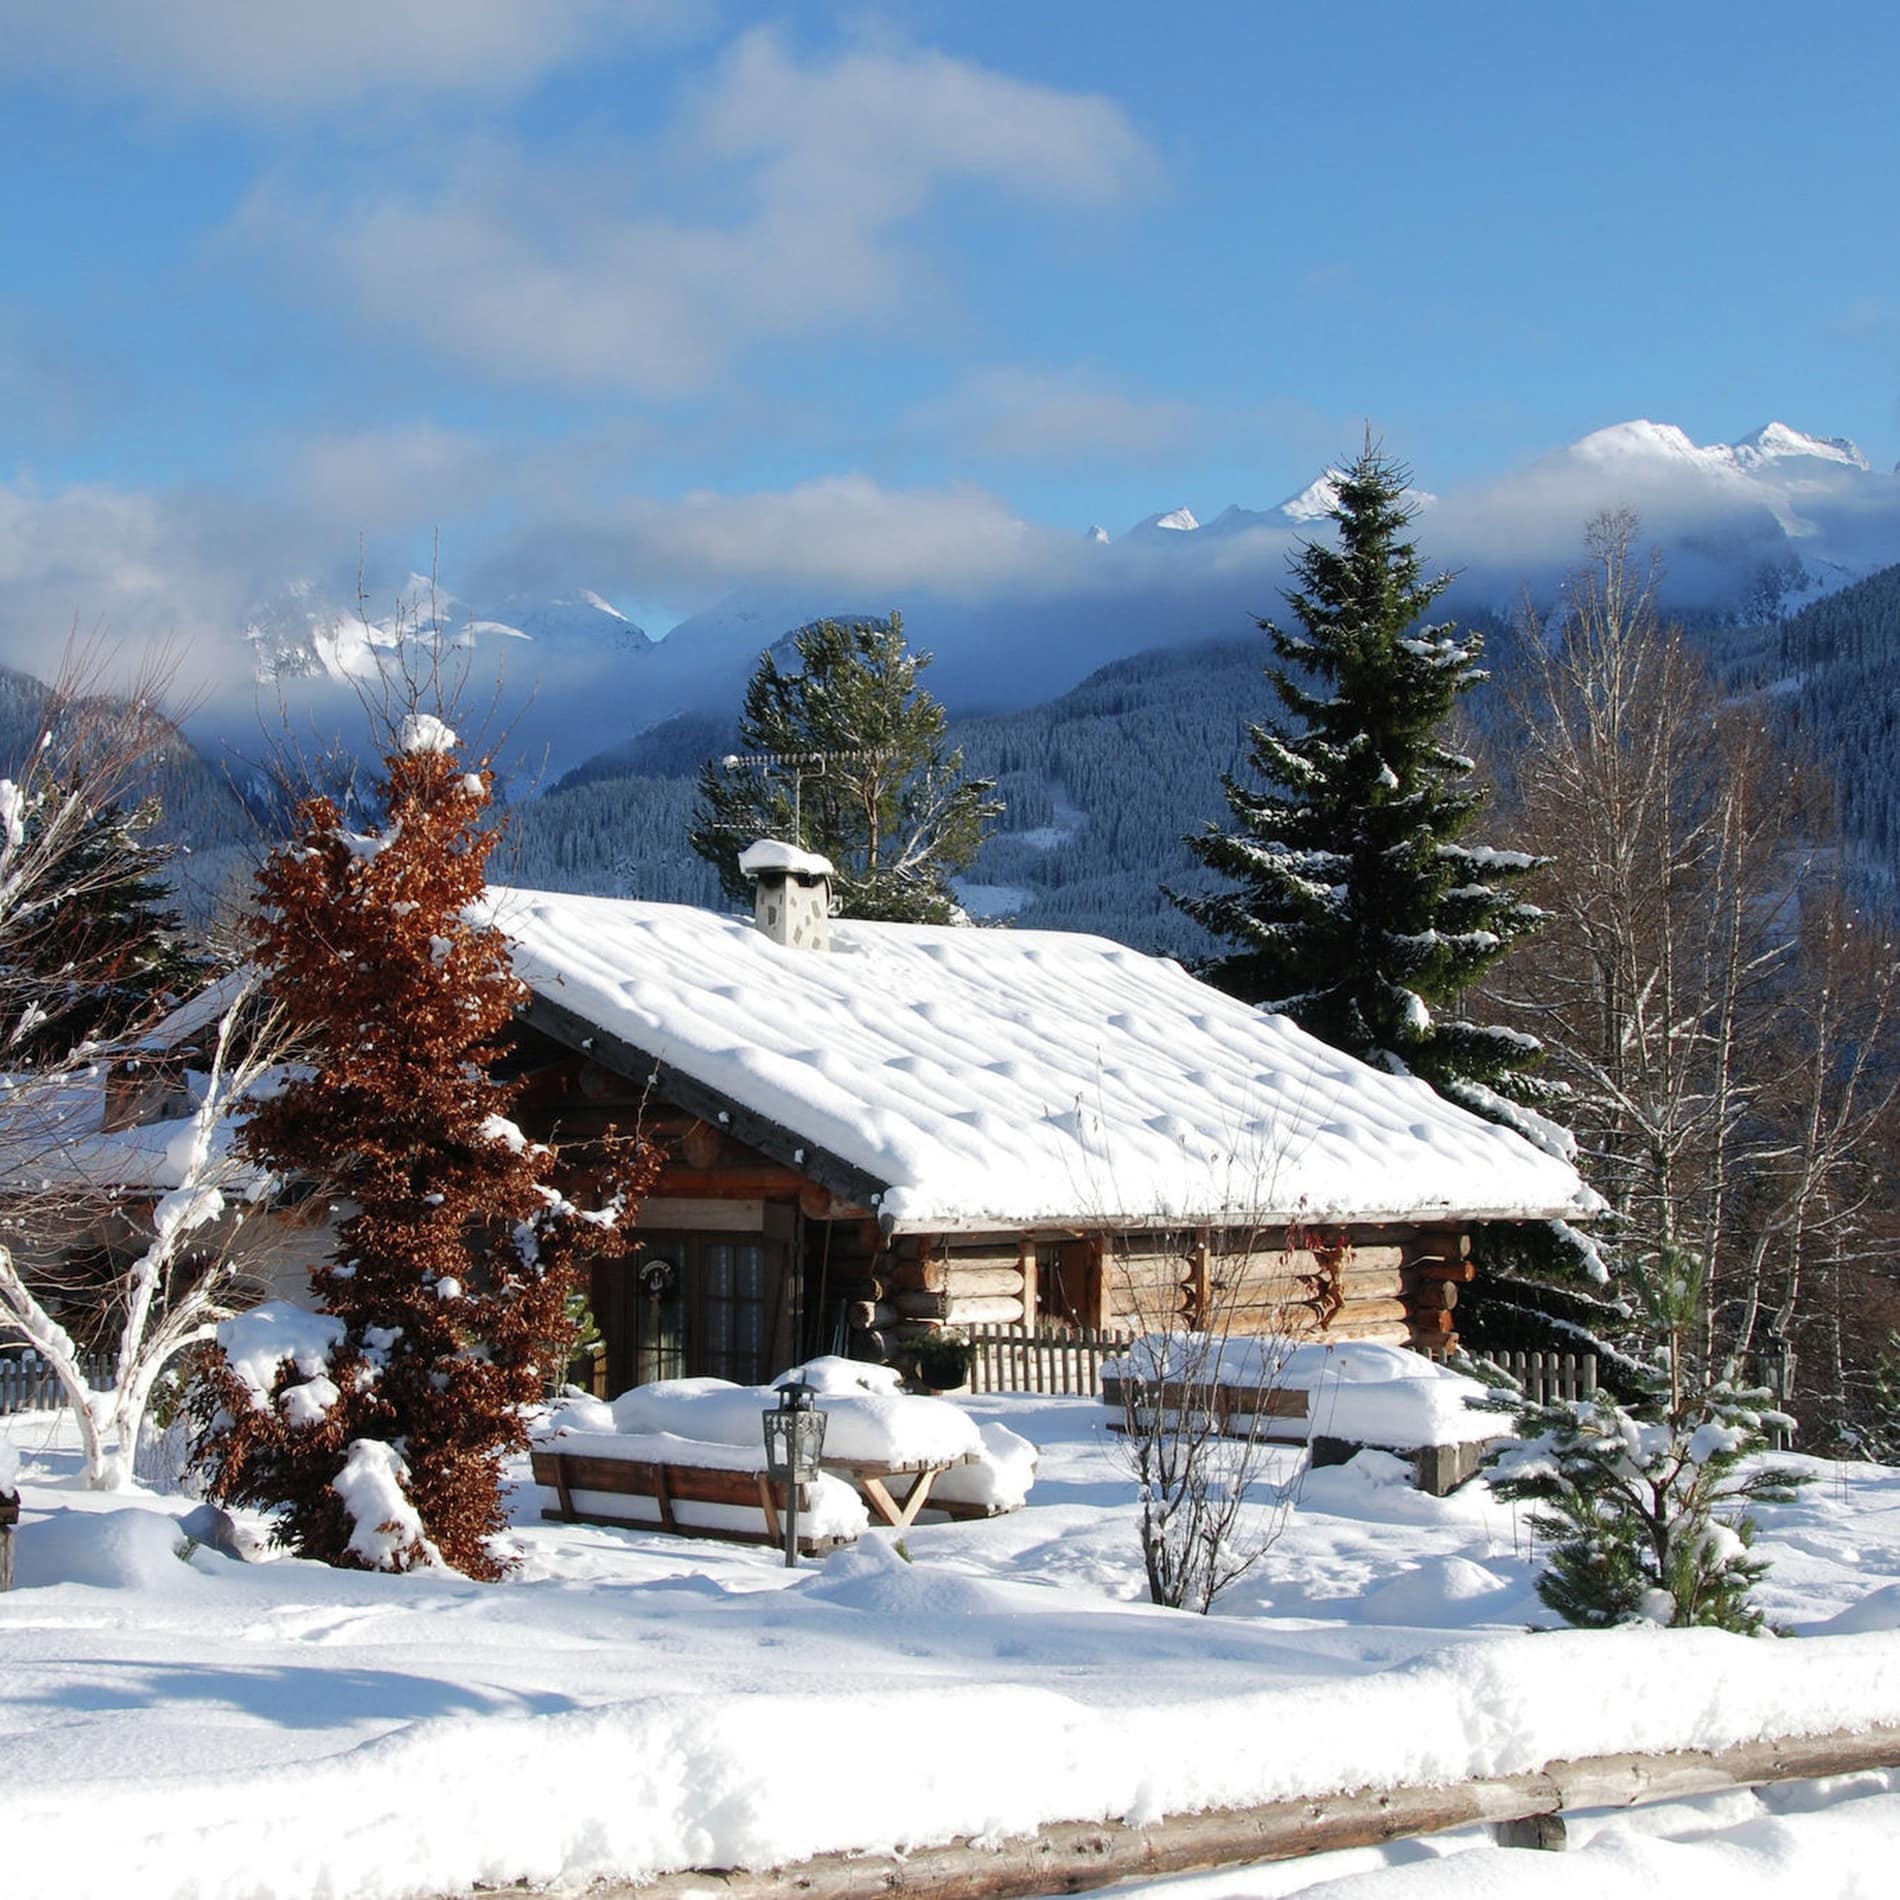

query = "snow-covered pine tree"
[689,613,1001,924]
[1173,445,1550,1116]
[189,710,653,1578]
[1488,1250,1805,1632]
[6,788,209,1062]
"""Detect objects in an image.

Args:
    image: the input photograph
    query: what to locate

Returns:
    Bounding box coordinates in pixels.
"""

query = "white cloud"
[0,1,688,114]
[289,422,509,529]
[0,477,254,689]
[691,28,1159,219]
[912,368,1202,464]
[570,474,1061,598]
[230,30,1158,394]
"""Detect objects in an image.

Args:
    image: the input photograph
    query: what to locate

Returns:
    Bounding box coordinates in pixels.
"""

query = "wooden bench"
[1101,1375,1311,1442]
[529,1448,856,1555]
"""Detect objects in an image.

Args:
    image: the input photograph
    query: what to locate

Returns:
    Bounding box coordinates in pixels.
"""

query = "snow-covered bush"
[1489,1250,1805,1632]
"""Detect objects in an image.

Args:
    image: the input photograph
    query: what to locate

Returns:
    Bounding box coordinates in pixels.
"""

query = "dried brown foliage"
[191,719,655,1576]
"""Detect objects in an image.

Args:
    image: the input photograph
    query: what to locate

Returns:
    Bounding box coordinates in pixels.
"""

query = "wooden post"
[1019,1241,1038,1333]
[1189,1229,1210,1330]
[0,1488,17,1592]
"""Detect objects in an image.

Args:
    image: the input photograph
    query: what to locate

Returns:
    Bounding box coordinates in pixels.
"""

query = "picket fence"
[0,1351,116,1415]
[965,1325,1133,1397]
[1421,1344,1599,1405]
[968,1331,1600,1409]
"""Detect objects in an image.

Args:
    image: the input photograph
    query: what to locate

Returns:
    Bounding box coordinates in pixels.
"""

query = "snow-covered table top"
[1104,1339,1507,1451]
[484,885,1597,1234]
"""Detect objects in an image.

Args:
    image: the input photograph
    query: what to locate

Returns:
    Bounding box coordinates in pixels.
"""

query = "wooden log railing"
[965,1325,1132,1398]
[530,1720,1900,1900]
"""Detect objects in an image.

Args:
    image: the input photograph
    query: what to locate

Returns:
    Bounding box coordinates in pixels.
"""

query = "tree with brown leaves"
[191,709,651,1577]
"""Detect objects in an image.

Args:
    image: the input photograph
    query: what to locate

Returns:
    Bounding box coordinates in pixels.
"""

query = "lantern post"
[762,1380,828,1567]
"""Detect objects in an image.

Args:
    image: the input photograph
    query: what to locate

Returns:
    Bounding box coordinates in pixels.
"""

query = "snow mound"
[737,839,836,879]
[0,1438,18,1492]
[13,1506,208,1592]
[775,1355,907,1399]
[805,1535,1020,1616]
[933,1421,1038,1513]
[542,1363,1031,1512]
[1359,1556,1514,1625]
[1810,1582,1900,1635]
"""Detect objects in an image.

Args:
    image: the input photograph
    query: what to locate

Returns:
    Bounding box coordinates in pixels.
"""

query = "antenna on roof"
[719,748,881,847]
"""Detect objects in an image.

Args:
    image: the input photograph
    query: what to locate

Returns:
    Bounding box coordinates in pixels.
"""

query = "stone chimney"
[739,838,836,950]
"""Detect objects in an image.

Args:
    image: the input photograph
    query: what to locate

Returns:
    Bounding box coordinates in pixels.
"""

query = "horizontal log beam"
[891,1261,1028,1298]
[1320,1296,1408,1328]
[564,1724,1900,1900]
[653,1166,808,1198]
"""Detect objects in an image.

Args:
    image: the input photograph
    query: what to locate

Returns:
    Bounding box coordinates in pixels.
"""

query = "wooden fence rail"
[965,1325,1132,1398]
[538,1720,1900,1900]
[0,1351,115,1416]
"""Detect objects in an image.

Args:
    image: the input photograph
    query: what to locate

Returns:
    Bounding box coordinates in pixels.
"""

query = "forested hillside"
[1763,562,1900,885]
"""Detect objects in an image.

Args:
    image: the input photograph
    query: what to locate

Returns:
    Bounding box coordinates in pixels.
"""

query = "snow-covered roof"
[738,838,836,880]
[0,1072,247,1193]
[487,887,1597,1234]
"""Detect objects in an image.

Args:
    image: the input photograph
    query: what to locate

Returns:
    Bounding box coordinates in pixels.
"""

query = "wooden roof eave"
[517,989,895,1220]
[879,1201,1591,1238]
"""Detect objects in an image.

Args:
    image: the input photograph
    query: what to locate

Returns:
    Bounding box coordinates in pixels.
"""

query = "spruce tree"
[190,710,651,1578]
[1174,446,1549,1115]
[689,613,1001,924]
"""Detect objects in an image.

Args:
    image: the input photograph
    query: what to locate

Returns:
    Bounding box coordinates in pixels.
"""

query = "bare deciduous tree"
[1489,512,1900,1414]
[1105,1224,1312,1612]
[0,653,300,1486]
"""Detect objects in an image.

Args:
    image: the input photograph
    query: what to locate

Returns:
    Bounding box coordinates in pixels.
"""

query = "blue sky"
[1,0,1896,662]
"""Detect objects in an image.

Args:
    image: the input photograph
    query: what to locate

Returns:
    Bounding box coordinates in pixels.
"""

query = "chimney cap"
[739,838,836,881]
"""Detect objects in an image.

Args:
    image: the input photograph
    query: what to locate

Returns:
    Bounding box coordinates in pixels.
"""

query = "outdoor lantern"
[761,1379,828,1567]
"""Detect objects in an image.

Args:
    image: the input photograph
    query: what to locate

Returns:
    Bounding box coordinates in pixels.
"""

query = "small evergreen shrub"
[1488,1250,1805,1632]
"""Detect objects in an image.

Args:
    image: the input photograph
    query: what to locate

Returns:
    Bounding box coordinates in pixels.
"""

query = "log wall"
[857,1223,1472,1364]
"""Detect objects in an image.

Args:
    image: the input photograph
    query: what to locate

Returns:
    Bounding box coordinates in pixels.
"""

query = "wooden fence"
[965,1325,1132,1398]
[1423,1344,1599,1406]
[972,1334,1600,1406]
[0,1351,115,1415]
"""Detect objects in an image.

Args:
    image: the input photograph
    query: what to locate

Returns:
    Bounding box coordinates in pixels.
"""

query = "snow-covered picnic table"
[532,1357,1037,1545]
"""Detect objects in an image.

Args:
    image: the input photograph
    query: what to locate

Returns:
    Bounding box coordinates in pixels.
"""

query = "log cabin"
[50,847,1597,1391]
[482,846,1599,1393]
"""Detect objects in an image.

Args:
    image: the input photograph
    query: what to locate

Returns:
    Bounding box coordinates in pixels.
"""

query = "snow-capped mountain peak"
[1726,421,1869,472]
[1125,504,1201,538]
[1276,473,1343,523]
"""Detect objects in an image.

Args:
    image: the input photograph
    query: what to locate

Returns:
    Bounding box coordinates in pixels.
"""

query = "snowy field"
[5,1392,1900,1900]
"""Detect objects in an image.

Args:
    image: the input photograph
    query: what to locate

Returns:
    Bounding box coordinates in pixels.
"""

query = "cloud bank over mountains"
[68,416,1860,781]
[3,416,1895,778]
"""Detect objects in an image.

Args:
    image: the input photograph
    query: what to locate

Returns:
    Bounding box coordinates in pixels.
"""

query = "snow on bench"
[532,1357,1037,1544]
[1102,1337,1507,1496]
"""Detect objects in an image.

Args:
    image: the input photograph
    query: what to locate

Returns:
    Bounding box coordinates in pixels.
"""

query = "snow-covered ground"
[5,1392,1900,1900]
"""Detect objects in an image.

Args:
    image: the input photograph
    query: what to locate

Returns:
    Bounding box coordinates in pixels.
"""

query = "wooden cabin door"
[598,1219,800,1394]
